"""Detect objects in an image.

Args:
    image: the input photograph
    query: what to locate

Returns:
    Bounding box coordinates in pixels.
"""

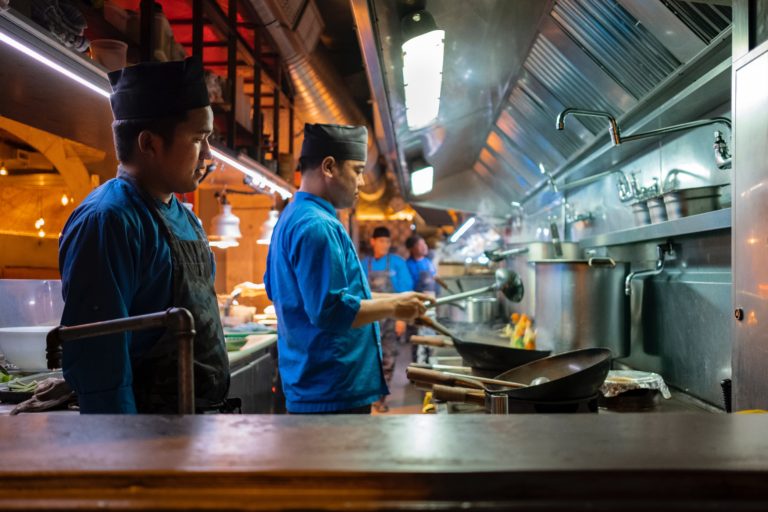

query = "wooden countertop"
[2,414,768,509]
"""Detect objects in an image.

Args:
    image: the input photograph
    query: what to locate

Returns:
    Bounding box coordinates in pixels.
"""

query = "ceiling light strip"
[0,20,293,198]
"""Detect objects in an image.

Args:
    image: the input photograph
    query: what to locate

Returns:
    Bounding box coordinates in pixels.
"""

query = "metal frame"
[46,308,196,414]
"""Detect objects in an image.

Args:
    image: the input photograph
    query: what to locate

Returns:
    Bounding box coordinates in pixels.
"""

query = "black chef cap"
[108,57,210,120]
[300,123,368,162]
[372,227,391,239]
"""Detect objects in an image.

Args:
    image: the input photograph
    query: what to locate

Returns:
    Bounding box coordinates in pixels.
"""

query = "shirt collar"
[295,191,336,216]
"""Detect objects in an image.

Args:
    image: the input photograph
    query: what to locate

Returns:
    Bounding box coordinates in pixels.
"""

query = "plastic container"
[0,326,52,372]
[90,39,128,71]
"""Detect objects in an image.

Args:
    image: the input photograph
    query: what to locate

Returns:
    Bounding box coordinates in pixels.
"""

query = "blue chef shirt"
[360,254,414,293]
[406,257,437,293]
[59,177,209,414]
[264,191,387,413]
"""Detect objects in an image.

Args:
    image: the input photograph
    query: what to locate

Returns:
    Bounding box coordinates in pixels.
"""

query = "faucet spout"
[556,108,620,145]
[624,242,672,296]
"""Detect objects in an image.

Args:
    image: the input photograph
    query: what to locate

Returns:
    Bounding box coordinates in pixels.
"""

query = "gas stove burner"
[501,393,599,414]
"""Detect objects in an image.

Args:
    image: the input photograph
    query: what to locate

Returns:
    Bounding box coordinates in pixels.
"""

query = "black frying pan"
[486,348,612,401]
[417,316,550,372]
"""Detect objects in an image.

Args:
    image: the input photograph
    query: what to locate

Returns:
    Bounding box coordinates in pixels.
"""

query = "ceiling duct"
[249,0,385,199]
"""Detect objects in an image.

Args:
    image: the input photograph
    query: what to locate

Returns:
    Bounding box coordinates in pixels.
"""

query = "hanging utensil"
[429,268,524,306]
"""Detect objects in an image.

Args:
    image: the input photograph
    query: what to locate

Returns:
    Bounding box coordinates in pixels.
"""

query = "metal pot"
[436,296,500,324]
[484,242,581,322]
[647,196,668,223]
[485,241,580,262]
[663,186,721,220]
[631,200,651,226]
[532,257,630,357]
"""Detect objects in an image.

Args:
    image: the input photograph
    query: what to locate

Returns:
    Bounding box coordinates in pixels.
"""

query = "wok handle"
[410,335,454,347]
[415,316,454,339]
[432,384,486,406]
[406,367,484,389]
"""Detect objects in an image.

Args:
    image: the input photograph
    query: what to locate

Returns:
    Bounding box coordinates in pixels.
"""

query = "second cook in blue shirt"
[264,123,430,414]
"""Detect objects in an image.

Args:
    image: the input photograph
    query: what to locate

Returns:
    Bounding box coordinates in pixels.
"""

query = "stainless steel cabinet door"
[732,45,768,410]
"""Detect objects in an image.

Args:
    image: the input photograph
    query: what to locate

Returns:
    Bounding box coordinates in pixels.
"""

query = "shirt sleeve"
[392,256,414,293]
[290,222,362,333]
[59,210,140,414]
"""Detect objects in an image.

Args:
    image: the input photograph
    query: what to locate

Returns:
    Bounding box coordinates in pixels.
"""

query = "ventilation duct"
[249,0,386,199]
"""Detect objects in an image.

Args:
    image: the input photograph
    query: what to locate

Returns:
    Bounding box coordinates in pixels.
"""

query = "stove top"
[435,394,600,414]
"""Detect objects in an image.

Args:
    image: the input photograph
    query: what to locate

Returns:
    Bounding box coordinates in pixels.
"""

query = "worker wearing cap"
[360,226,414,412]
[59,57,229,414]
[265,123,430,414]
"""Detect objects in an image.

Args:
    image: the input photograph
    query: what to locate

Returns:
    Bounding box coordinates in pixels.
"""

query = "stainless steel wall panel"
[552,0,681,99]
[508,86,584,157]
[618,0,706,62]
[664,0,732,44]
[732,45,768,410]
[518,69,595,145]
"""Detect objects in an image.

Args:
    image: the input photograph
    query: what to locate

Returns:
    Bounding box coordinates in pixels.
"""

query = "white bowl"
[0,326,53,371]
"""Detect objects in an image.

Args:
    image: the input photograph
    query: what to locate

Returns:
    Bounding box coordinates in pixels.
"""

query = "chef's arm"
[351,292,431,328]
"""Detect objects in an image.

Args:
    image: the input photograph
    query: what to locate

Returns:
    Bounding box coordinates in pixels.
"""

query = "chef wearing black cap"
[264,123,431,414]
[59,57,229,414]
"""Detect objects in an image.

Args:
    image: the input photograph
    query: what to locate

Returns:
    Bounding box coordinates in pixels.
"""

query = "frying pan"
[409,348,612,403]
[415,315,550,372]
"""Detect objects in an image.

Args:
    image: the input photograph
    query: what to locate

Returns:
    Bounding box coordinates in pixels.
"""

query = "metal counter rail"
[45,308,196,414]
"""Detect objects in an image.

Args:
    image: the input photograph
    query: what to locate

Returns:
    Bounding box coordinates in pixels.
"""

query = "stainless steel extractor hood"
[353,0,732,217]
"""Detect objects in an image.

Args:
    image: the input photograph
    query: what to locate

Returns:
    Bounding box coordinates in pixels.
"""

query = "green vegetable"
[7,379,38,393]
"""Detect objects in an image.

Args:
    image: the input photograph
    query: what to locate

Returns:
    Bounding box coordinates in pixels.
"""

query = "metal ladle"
[427,268,525,306]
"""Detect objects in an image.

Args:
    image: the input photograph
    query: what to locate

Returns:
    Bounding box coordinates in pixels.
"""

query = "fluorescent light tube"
[410,165,433,196]
[402,29,444,130]
[0,26,293,199]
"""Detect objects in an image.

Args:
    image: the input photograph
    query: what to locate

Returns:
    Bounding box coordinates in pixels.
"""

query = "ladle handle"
[440,371,527,389]
[430,284,496,306]
[410,335,454,348]
[432,384,486,406]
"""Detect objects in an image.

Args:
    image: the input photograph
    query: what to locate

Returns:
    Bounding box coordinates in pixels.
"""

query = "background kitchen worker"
[58,57,230,414]
[360,226,413,413]
[264,123,430,414]
[404,234,443,363]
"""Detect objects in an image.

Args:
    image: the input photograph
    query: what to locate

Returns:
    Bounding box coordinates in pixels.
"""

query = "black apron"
[119,175,230,414]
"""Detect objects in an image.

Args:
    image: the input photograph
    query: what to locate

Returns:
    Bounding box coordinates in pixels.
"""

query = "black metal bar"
[272,63,281,160]
[192,0,204,59]
[46,308,196,415]
[253,26,263,162]
[139,0,154,62]
[226,0,238,149]
[288,105,294,156]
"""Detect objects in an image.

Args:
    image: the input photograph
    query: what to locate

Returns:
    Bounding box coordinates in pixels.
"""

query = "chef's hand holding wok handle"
[391,292,433,321]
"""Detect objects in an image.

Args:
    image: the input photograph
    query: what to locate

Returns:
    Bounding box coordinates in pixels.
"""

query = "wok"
[412,348,612,403]
[486,348,612,401]
[415,316,550,372]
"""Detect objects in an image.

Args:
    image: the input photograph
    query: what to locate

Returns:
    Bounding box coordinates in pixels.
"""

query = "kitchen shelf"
[579,208,731,248]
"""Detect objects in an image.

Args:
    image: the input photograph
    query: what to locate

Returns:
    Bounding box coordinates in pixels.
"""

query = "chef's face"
[370,236,391,259]
[144,106,214,195]
[324,157,366,209]
[412,238,429,258]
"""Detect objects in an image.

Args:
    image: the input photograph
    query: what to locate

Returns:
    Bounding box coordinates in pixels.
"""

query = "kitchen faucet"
[624,242,674,296]
[556,108,732,161]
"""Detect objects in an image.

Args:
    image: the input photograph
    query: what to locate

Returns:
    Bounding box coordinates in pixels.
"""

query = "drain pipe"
[625,242,674,296]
